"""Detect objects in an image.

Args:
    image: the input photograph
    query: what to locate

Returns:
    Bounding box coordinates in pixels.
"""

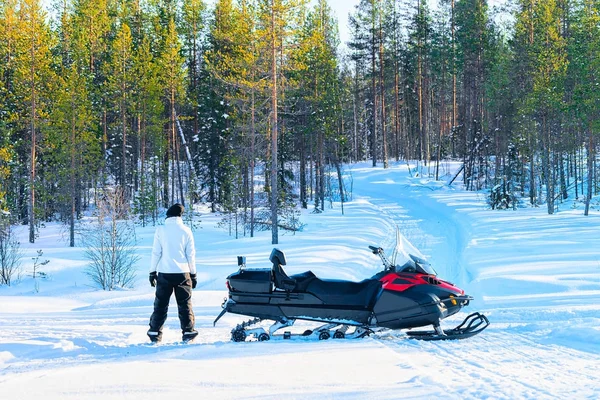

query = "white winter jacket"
[150,217,196,274]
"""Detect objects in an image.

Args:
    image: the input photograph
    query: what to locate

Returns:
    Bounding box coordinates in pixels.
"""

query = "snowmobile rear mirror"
[368,245,382,254]
[237,256,246,267]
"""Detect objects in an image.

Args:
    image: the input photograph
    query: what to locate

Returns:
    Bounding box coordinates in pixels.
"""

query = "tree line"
[348,0,600,214]
[0,0,599,247]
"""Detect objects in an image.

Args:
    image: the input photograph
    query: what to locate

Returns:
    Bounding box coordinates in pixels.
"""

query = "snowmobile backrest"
[269,248,287,266]
[272,263,296,291]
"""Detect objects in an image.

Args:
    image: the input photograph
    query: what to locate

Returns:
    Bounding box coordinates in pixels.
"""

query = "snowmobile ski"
[405,312,490,341]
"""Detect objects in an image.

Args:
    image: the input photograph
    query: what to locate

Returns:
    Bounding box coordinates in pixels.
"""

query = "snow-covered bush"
[0,215,22,286]
[81,188,139,290]
[489,183,518,210]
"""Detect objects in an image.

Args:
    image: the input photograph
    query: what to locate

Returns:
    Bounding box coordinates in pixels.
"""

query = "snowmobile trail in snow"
[351,166,473,287]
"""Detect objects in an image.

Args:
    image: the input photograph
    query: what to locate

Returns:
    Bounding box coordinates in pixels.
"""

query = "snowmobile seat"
[290,271,317,292]
[305,278,382,308]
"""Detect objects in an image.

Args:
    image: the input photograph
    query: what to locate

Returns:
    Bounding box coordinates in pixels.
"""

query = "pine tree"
[525,0,567,214]
[570,0,600,215]
[132,35,163,226]
[49,62,99,246]
[13,0,56,243]
[181,0,207,187]
[255,0,307,244]
[455,0,491,190]
[349,0,380,167]
[158,18,186,207]
[512,0,538,204]
[71,0,114,193]
[413,0,431,165]
[291,0,341,211]
[105,22,135,197]
[0,0,20,213]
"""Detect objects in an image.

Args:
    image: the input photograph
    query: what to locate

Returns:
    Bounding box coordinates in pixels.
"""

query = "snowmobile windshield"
[386,229,436,274]
[396,254,437,276]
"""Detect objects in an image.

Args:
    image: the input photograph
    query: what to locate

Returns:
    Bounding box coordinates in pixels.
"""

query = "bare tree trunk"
[121,82,127,197]
[270,6,279,245]
[379,14,387,168]
[175,124,185,205]
[140,104,147,226]
[394,57,400,162]
[310,133,314,201]
[29,15,36,244]
[102,108,107,184]
[559,153,568,200]
[335,156,344,215]
[529,138,535,205]
[319,131,325,211]
[417,0,424,162]
[371,1,377,167]
[423,43,430,165]
[134,115,140,192]
[353,76,358,162]
[250,86,255,237]
[70,92,76,247]
[170,87,176,205]
[574,148,578,198]
[436,84,444,181]
[300,130,307,208]
[584,123,594,216]
[192,27,199,180]
[451,0,457,142]
[541,114,554,214]
[163,122,170,208]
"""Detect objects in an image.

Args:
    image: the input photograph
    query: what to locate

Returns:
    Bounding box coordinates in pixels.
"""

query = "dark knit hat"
[166,203,184,218]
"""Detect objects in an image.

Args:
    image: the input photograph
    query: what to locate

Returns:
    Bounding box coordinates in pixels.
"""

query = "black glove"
[190,273,197,289]
[149,272,157,287]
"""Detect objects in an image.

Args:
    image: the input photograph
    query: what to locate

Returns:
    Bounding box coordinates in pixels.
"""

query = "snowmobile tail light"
[226,281,231,291]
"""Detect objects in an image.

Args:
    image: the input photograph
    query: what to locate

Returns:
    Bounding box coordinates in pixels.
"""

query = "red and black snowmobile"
[214,239,488,342]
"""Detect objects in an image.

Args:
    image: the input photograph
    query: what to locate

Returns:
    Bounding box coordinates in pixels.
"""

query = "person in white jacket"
[147,203,198,343]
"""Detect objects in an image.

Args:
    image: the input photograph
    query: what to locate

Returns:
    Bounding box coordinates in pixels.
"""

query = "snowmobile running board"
[406,312,490,341]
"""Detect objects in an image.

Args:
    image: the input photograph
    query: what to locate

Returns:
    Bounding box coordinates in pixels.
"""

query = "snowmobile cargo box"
[228,269,273,293]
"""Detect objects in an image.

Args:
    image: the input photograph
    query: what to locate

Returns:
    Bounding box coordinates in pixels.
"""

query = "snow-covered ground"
[1,161,599,399]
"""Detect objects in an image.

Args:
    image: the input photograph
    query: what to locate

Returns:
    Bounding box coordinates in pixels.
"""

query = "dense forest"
[0,0,599,245]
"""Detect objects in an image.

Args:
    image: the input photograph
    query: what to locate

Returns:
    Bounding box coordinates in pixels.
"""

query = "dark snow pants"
[149,272,195,337]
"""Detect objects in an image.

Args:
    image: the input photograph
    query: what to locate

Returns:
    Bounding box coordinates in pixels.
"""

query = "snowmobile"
[214,235,489,342]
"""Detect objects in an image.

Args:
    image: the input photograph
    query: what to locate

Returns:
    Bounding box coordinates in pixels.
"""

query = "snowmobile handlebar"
[369,246,394,271]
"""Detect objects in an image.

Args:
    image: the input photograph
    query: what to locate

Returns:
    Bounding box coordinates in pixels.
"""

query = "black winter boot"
[147,330,162,343]
[182,330,198,342]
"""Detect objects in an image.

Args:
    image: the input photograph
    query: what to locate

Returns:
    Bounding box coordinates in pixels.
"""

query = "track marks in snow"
[373,329,598,400]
